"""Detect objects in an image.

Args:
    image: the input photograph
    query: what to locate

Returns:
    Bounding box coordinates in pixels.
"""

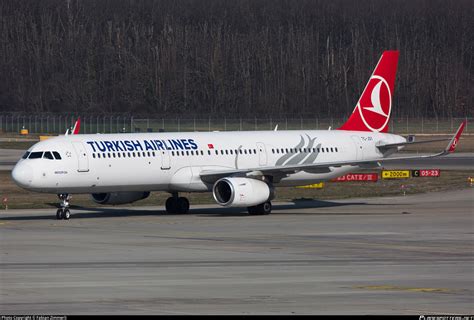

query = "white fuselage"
[11,129,405,194]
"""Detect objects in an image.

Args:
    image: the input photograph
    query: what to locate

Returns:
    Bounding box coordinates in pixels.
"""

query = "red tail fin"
[338,50,399,133]
[72,117,81,134]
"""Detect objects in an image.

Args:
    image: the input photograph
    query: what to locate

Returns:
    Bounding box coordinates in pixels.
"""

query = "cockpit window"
[22,151,30,159]
[28,152,43,159]
[53,151,62,160]
[43,151,54,160]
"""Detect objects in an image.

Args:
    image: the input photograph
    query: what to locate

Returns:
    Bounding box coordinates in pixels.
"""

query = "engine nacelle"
[91,191,150,205]
[213,177,270,207]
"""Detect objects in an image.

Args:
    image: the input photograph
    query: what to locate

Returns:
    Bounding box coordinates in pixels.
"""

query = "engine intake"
[91,191,150,205]
[213,177,270,207]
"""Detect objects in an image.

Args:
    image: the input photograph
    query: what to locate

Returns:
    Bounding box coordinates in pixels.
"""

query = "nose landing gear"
[56,194,71,220]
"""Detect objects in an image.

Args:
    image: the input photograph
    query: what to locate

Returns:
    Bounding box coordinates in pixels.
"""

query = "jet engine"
[212,177,271,207]
[91,191,150,205]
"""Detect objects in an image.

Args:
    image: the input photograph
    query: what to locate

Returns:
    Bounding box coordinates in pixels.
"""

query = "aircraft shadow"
[0,199,396,221]
[197,199,393,217]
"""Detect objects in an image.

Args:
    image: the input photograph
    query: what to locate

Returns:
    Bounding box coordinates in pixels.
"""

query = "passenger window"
[43,152,54,160]
[29,152,43,159]
[22,151,30,159]
[208,150,211,155]
[92,154,96,159]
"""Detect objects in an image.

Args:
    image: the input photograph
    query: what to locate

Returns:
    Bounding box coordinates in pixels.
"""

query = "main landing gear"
[247,201,272,215]
[56,193,71,220]
[165,193,190,214]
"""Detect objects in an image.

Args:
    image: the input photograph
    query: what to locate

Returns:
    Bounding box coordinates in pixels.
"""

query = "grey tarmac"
[0,189,473,314]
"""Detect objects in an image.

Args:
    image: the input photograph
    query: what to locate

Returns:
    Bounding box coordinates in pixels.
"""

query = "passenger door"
[351,135,364,160]
[71,142,89,172]
[160,149,171,170]
[256,142,268,166]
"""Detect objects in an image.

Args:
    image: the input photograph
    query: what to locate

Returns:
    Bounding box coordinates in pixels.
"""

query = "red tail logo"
[339,51,399,133]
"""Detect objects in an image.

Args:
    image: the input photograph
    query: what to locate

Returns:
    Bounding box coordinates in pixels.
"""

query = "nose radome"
[12,162,34,187]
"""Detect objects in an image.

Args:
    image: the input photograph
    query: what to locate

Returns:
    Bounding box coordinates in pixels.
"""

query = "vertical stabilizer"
[338,50,399,133]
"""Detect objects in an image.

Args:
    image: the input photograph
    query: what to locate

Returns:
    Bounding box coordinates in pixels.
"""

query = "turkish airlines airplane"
[11,51,466,219]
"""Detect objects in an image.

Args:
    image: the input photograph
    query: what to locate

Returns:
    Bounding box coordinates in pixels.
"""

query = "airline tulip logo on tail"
[357,74,392,132]
[338,50,399,133]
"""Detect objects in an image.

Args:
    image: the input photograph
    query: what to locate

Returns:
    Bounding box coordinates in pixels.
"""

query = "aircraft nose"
[12,162,34,187]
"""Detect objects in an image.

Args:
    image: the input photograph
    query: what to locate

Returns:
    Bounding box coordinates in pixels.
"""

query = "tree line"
[0,0,472,118]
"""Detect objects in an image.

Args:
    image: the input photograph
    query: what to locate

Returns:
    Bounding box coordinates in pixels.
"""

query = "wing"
[200,121,466,184]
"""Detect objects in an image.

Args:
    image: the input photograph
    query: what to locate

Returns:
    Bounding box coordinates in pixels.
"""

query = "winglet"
[72,117,81,135]
[445,121,466,153]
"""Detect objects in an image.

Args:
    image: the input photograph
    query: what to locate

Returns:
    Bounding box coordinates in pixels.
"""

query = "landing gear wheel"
[165,196,190,214]
[63,209,71,220]
[247,201,272,215]
[56,208,63,220]
[177,197,190,214]
[261,201,272,215]
[165,197,178,214]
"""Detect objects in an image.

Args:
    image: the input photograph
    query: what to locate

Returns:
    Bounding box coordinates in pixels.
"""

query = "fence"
[0,114,470,135]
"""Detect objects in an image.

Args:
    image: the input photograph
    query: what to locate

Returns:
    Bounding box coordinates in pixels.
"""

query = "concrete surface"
[0,189,473,314]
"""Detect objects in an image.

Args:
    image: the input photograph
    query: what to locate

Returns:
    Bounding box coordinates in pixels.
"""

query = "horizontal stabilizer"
[376,138,450,152]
